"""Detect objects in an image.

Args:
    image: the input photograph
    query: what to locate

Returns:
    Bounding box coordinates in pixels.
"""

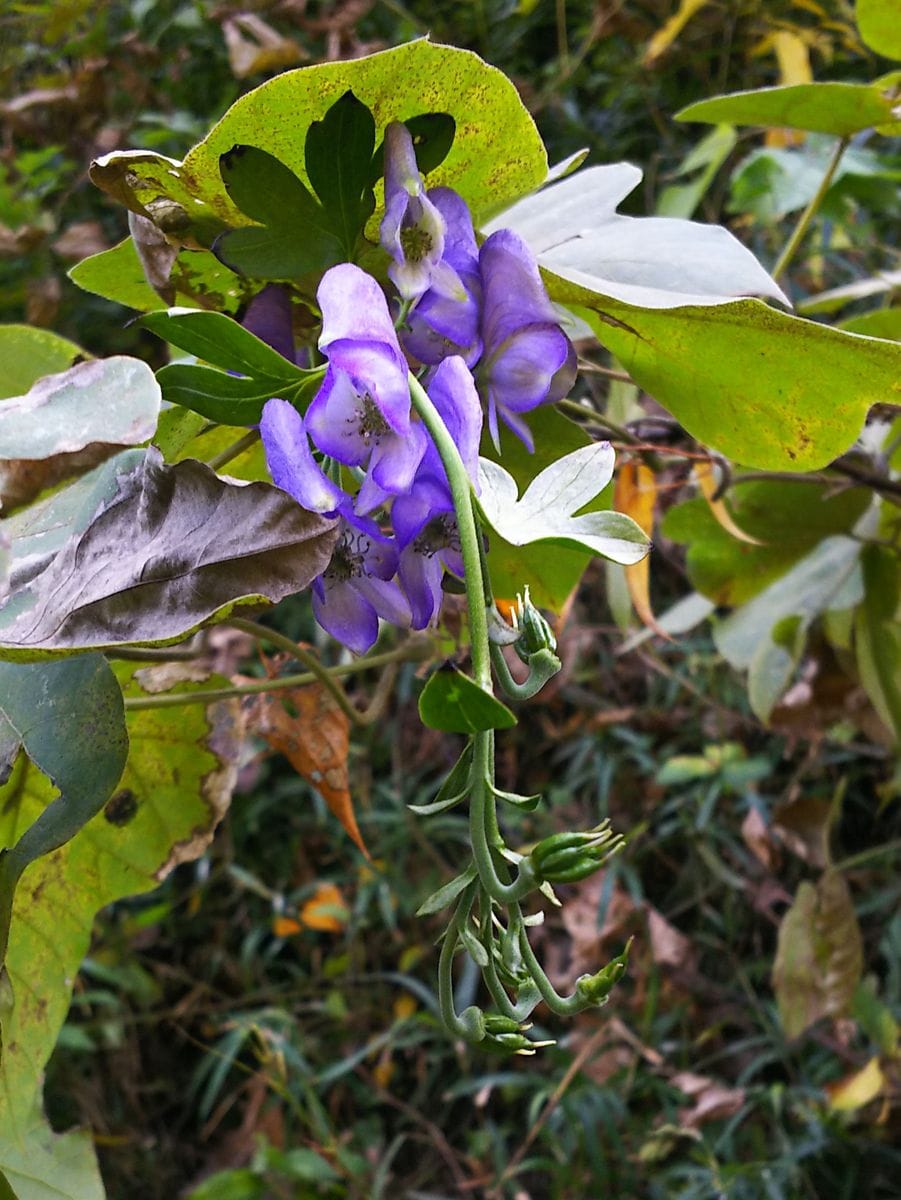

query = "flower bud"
[529,823,622,884]
[575,939,632,1006]
[482,1014,554,1055]
[512,586,557,664]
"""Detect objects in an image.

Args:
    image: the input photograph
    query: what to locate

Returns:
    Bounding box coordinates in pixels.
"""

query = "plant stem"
[228,616,359,723]
[206,429,260,472]
[122,641,431,711]
[771,136,849,283]
[407,372,491,689]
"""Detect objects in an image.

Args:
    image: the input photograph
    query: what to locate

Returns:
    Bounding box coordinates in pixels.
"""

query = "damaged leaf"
[0,448,337,657]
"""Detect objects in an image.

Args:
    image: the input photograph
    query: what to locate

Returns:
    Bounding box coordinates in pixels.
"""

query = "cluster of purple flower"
[257,123,576,653]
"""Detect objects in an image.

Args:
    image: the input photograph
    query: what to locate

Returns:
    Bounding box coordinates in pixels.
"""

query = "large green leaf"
[418,668,516,733]
[0,327,83,401]
[555,287,900,471]
[677,81,901,137]
[0,449,337,658]
[0,357,160,461]
[0,663,245,1196]
[857,0,901,60]
[141,308,304,380]
[90,41,546,234]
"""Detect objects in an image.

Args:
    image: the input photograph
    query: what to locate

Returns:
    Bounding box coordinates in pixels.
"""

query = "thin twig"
[771,136,849,283]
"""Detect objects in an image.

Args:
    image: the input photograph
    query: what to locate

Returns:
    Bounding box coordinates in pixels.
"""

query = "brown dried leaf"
[647,907,693,969]
[247,682,367,857]
[52,220,107,261]
[672,1072,746,1128]
[772,795,832,867]
[773,871,863,1040]
[614,460,669,638]
[741,805,780,871]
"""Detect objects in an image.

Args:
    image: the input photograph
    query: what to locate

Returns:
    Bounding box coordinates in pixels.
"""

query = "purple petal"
[365,422,428,504]
[326,340,411,432]
[242,285,294,361]
[313,578,379,654]
[428,188,479,274]
[305,368,369,466]
[380,123,446,302]
[356,574,412,630]
[391,475,452,546]
[480,229,558,350]
[427,356,483,483]
[488,325,572,411]
[260,397,346,513]
[399,542,445,630]
[318,264,404,357]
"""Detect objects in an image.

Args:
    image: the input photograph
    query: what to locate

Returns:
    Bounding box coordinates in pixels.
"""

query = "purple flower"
[402,188,482,368]
[260,397,347,515]
[380,122,456,303]
[392,357,482,628]
[241,284,295,362]
[478,230,577,451]
[305,264,427,514]
[312,514,411,654]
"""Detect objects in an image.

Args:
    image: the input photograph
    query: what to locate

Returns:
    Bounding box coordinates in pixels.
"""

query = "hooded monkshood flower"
[312,514,411,654]
[391,356,482,628]
[402,187,482,368]
[478,229,577,451]
[305,264,428,515]
[380,122,459,303]
[241,284,296,363]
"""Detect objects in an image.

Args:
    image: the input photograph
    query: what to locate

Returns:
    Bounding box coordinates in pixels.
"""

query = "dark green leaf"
[0,449,337,657]
[219,143,321,229]
[142,308,305,380]
[215,223,342,281]
[305,90,376,252]
[854,544,901,743]
[408,742,473,815]
[418,668,517,734]
[155,363,299,426]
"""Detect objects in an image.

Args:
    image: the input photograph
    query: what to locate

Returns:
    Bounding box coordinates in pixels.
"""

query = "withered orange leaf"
[247,682,368,858]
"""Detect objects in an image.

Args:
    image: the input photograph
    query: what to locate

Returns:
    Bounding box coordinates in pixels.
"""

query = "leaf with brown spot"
[0,662,244,1193]
[773,870,863,1040]
[247,683,367,857]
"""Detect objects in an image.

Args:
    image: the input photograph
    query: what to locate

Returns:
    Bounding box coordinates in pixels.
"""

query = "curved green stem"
[437,891,486,1042]
[469,734,536,903]
[490,643,561,701]
[516,921,591,1017]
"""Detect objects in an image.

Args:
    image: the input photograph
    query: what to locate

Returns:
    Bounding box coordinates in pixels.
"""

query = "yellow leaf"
[299,882,348,933]
[694,462,765,546]
[372,1049,394,1089]
[643,0,712,66]
[826,1056,885,1111]
[768,31,812,146]
[393,994,417,1021]
[614,461,668,637]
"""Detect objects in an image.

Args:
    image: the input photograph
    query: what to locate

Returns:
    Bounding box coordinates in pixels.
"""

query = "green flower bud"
[512,586,557,664]
[574,939,632,1006]
[529,822,622,884]
[482,1013,554,1055]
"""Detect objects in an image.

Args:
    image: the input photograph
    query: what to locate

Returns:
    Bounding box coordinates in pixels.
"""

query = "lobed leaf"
[477,444,650,565]
[141,307,305,379]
